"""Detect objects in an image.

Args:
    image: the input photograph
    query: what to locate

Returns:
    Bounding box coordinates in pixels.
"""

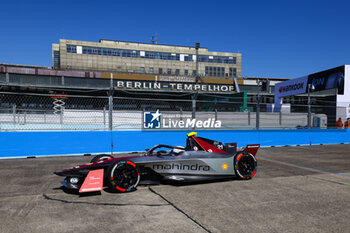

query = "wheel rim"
[110,162,140,191]
[235,153,256,178]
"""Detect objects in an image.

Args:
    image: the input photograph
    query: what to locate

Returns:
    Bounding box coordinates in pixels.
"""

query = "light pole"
[192,42,200,120]
[195,42,200,83]
[307,83,312,129]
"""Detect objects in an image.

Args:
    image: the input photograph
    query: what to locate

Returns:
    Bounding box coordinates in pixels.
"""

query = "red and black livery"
[54,132,260,193]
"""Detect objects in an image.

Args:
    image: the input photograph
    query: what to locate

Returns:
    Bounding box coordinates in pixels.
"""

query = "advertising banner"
[274,76,308,98]
[142,109,222,130]
[275,66,345,100]
[115,80,235,93]
[307,66,344,94]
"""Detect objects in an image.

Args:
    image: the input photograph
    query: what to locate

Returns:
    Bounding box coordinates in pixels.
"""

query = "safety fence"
[0,92,348,131]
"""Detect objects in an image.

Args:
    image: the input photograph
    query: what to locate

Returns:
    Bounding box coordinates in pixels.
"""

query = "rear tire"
[90,154,114,163]
[107,161,140,192]
[234,151,257,180]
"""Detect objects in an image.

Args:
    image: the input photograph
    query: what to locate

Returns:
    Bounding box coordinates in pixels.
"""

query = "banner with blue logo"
[307,66,344,95]
[143,110,162,129]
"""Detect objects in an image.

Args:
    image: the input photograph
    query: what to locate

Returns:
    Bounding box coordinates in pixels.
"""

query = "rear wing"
[243,144,260,156]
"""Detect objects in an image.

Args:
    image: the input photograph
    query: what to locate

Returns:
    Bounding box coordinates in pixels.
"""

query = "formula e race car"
[54,132,260,193]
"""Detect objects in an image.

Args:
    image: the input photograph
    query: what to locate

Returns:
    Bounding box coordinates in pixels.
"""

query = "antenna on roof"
[150,32,157,44]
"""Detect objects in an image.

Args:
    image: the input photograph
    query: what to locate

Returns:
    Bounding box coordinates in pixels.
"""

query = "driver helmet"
[172,147,185,155]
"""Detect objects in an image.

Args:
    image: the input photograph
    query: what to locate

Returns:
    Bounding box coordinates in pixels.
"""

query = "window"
[229,68,237,77]
[158,68,163,74]
[132,51,137,57]
[192,70,197,76]
[67,44,236,65]
[205,66,226,77]
[219,67,225,77]
[66,45,77,53]
[175,69,180,75]
[149,67,154,73]
[53,51,60,68]
[140,67,145,73]
[184,69,188,75]
[167,68,172,75]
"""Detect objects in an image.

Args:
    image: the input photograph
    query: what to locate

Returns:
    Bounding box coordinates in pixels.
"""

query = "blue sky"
[1,0,349,78]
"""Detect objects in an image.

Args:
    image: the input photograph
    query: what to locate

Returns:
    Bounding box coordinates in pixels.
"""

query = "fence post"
[180,108,183,121]
[12,105,16,124]
[307,83,311,129]
[44,111,47,123]
[24,112,27,124]
[279,111,282,125]
[103,107,106,126]
[256,80,261,129]
[192,94,196,120]
[108,95,113,131]
[108,73,114,131]
[60,107,63,125]
[248,111,251,125]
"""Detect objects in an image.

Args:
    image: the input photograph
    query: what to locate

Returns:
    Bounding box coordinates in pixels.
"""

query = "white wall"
[337,65,350,120]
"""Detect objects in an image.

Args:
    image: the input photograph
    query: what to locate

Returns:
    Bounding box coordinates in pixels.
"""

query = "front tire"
[107,161,140,192]
[234,151,257,180]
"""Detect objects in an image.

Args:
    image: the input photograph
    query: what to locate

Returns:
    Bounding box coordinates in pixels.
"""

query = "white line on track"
[259,157,350,179]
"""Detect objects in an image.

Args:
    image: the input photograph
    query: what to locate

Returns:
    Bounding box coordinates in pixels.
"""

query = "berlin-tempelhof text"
[116,81,234,92]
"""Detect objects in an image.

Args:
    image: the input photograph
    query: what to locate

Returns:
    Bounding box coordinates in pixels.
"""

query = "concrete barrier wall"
[0,129,349,158]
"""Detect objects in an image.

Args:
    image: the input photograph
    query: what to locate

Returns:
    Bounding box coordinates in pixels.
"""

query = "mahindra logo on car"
[152,163,210,171]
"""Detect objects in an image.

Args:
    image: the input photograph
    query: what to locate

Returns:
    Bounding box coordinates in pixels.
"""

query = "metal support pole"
[103,107,106,126]
[6,73,9,83]
[307,83,311,129]
[108,73,114,131]
[12,105,16,124]
[279,111,282,126]
[44,111,46,123]
[248,111,251,126]
[233,76,240,93]
[180,108,183,121]
[195,43,200,80]
[60,107,63,125]
[215,109,218,121]
[192,94,196,120]
[24,112,27,124]
[256,80,261,129]
[108,96,113,130]
[192,42,200,127]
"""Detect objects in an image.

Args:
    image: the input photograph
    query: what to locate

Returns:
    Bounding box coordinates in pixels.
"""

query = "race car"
[54,132,260,193]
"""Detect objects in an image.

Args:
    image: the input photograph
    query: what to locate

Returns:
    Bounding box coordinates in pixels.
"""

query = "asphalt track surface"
[1,144,350,233]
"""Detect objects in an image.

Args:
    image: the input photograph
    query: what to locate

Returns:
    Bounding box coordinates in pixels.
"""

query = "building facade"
[52,39,241,78]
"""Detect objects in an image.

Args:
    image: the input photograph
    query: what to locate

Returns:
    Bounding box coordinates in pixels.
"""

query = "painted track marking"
[259,157,350,179]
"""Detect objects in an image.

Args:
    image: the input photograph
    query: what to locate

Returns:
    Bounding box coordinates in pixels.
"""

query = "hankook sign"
[275,66,345,99]
[275,76,308,98]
